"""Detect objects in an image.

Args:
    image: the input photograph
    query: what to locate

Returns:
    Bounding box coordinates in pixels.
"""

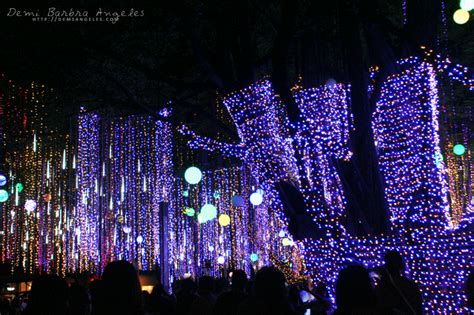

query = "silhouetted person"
[89,279,102,315]
[149,283,176,315]
[309,282,331,314]
[237,266,297,315]
[0,298,10,314]
[95,260,143,315]
[214,270,248,315]
[467,268,474,311]
[288,284,306,314]
[69,284,91,315]
[24,274,68,315]
[376,251,422,314]
[143,290,152,313]
[176,278,198,315]
[214,276,230,297]
[334,265,376,315]
[191,275,217,315]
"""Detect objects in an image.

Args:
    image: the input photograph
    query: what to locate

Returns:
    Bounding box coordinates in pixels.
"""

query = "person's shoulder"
[217,291,233,300]
[400,276,420,290]
[398,277,422,300]
[236,296,260,311]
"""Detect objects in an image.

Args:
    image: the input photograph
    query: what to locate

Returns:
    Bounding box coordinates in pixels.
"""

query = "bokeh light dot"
[460,0,474,11]
[249,192,263,206]
[184,166,202,185]
[453,144,466,156]
[0,175,6,186]
[453,9,470,24]
[218,214,231,226]
[0,190,8,202]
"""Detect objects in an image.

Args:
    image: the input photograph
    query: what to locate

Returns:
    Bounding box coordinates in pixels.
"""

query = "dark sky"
[0,1,471,126]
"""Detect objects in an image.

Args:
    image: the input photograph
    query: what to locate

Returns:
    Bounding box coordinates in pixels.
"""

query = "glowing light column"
[76,110,101,272]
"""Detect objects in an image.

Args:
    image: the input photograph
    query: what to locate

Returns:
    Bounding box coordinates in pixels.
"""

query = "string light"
[0,50,470,313]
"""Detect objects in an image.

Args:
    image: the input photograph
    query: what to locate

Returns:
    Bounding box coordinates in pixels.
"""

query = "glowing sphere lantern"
[282,238,292,246]
[136,235,143,244]
[184,166,202,185]
[0,190,8,203]
[217,256,225,264]
[0,174,6,187]
[123,226,131,234]
[197,213,206,224]
[43,193,52,203]
[200,203,217,221]
[453,9,470,24]
[250,253,259,262]
[249,192,263,206]
[184,207,195,217]
[460,0,474,11]
[218,214,231,227]
[231,195,244,207]
[453,144,466,156]
[15,183,24,192]
[25,199,37,212]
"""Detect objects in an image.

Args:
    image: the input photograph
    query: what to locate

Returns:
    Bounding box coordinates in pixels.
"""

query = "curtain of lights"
[435,53,474,228]
[0,79,73,275]
[75,111,101,272]
[74,112,174,272]
[170,166,287,279]
[180,80,302,262]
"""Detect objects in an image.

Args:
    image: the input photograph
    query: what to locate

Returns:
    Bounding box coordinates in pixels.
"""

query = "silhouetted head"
[384,250,404,276]
[231,269,248,292]
[26,274,68,314]
[335,265,375,311]
[179,278,197,295]
[254,266,287,302]
[98,260,143,314]
[314,282,328,298]
[215,276,229,295]
[68,284,91,315]
[198,276,215,296]
[151,283,166,297]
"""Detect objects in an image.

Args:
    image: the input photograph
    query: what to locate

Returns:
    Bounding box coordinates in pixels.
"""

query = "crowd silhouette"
[0,251,472,314]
